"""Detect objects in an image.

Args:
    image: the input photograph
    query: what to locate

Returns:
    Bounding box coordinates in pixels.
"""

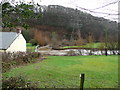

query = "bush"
[2,52,42,73]
[29,39,37,46]
[2,76,38,88]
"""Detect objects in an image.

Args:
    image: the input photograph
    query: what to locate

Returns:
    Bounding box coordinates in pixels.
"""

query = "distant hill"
[2,3,118,43]
[28,5,118,41]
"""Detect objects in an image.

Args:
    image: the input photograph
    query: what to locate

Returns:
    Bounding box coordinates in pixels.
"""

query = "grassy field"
[3,55,118,88]
[26,43,36,52]
[63,43,104,49]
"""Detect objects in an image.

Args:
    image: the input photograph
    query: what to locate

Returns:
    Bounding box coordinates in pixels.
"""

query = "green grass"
[26,43,36,52]
[63,43,104,49]
[3,55,118,88]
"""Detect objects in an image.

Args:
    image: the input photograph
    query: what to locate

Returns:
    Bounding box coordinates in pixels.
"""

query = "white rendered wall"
[6,34,26,52]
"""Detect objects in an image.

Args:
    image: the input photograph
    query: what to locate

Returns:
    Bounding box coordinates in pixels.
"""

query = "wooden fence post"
[80,73,85,90]
[105,48,108,56]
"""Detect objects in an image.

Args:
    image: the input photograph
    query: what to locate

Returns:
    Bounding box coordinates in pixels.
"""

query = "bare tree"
[87,33,95,43]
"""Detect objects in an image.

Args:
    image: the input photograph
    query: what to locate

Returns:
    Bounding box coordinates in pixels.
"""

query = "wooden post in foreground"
[80,73,85,90]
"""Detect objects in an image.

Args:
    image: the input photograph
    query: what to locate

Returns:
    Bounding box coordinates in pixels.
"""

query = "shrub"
[2,76,38,88]
[29,39,37,46]
[2,52,42,73]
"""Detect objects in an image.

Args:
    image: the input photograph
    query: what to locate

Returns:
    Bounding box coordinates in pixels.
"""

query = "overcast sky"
[3,0,120,22]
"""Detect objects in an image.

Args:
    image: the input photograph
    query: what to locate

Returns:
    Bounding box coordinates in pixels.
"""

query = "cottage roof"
[0,32,19,50]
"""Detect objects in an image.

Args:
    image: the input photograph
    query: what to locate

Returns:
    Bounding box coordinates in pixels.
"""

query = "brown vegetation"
[2,52,42,72]
[33,25,68,46]
[2,76,38,88]
[87,33,95,43]
[34,30,50,46]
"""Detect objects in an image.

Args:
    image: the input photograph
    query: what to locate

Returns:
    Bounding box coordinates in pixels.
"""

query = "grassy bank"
[63,43,104,49]
[3,55,118,88]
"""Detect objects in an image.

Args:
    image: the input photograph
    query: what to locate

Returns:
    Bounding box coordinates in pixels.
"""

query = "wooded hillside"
[2,3,118,45]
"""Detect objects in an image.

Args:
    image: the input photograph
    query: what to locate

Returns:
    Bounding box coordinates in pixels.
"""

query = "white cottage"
[0,29,26,52]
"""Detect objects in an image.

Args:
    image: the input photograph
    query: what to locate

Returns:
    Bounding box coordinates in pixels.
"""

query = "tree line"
[2,2,119,49]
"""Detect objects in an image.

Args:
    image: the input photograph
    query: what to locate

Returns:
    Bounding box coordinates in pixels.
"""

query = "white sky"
[2,0,120,22]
